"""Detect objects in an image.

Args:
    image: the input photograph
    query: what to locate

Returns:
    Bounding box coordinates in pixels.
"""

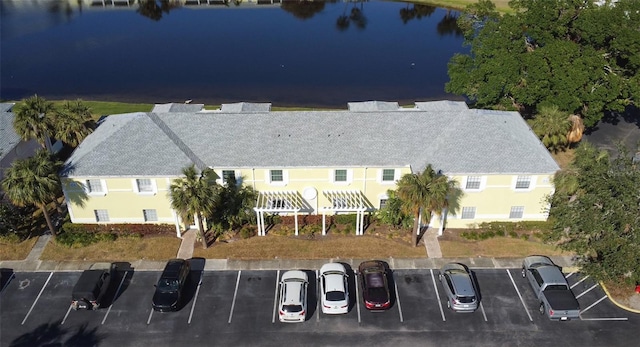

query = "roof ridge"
[147,112,207,170]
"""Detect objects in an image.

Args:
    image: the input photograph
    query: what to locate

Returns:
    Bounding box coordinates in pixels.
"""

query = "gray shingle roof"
[0,103,19,161]
[348,101,400,112]
[220,102,271,113]
[63,103,559,177]
[151,103,205,113]
[415,100,468,111]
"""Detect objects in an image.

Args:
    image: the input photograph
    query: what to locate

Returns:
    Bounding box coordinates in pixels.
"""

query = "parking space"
[1,267,637,346]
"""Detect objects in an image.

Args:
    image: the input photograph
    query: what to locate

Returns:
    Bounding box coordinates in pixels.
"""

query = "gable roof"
[62,101,559,177]
[151,103,205,113]
[0,103,20,161]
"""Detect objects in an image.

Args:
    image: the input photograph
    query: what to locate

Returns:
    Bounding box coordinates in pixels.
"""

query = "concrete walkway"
[422,227,442,258]
[176,229,197,259]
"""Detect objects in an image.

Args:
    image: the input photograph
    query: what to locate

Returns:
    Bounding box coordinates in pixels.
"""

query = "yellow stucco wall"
[64,168,554,229]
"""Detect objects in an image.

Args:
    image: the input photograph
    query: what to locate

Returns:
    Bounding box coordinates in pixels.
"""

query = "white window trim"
[266,169,288,186]
[220,169,240,185]
[512,175,536,191]
[330,169,353,184]
[94,209,109,222]
[460,206,476,219]
[378,168,398,184]
[84,179,107,196]
[132,178,158,195]
[509,206,525,219]
[464,175,486,191]
[143,209,158,222]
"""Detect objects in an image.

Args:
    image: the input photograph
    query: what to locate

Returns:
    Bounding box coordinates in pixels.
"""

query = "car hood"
[153,290,179,308]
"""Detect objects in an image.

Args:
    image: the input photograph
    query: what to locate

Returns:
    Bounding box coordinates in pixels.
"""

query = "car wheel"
[521,267,526,278]
[539,302,545,315]
[438,273,442,281]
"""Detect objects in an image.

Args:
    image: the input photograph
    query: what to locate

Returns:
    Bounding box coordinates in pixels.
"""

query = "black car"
[71,265,115,310]
[358,260,391,310]
[152,259,190,312]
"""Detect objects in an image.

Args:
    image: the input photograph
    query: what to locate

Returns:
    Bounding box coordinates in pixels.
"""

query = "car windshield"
[326,290,346,301]
[282,304,303,313]
[158,279,179,292]
[365,273,384,288]
[456,295,476,303]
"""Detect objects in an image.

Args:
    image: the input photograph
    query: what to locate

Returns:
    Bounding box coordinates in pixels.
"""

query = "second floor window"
[334,169,347,182]
[270,170,283,182]
[86,179,103,193]
[515,175,532,189]
[136,179,154,193]
[222,170,236,184]
[382,169,395,182]
[465,176,482,190]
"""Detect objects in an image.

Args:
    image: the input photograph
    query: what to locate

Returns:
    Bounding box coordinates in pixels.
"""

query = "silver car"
[438,263,478,312]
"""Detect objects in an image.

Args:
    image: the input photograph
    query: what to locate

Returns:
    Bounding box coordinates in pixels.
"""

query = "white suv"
[278,270,308,323]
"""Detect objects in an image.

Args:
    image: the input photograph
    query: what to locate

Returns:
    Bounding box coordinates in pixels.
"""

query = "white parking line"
[580,295,608,314]
[355,274,361,324]
[1,272,15,292]
[61,304,73,325]
[479,301,488,322]
[430,269,446,322]
[394,278,404,322]
[316,269,320,322]
[102,270,129,325]
[272,270,280,324]
[581,317,628,321]
[146,308,153,325]
[570,275,590,289]
[228,270,241,324]
[506,269,533,322]
[188,271,204,324]
[565,272,576,279]
[21,272,53,325]
[575,283,599,299]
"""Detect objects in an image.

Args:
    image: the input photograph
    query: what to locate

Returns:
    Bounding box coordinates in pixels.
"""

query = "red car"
[358,260,391,310]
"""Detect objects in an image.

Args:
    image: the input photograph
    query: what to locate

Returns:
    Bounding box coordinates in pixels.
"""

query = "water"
[0,0,466,107]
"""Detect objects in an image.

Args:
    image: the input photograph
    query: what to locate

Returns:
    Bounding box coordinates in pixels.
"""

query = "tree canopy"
[545,142,640,284]
[446,0,640,127]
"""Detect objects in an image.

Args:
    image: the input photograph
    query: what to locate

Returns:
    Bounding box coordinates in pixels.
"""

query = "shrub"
[239,225,256,239]
[56,231,116,248]
[334,214,357,226]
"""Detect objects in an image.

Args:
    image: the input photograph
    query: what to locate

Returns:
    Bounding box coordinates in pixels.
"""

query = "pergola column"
[322,212,327,236]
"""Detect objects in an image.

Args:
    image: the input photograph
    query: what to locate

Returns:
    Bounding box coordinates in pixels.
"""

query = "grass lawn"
[410,0,514,13]
[40,236,181,262]
[194,234,427,260]
[0,237,39,261]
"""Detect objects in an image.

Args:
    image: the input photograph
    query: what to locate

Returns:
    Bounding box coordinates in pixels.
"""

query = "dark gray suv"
[438,262,478,312]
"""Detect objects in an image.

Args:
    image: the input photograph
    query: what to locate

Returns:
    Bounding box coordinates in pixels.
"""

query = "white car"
[278,270,308,323]
[319,263,349,314]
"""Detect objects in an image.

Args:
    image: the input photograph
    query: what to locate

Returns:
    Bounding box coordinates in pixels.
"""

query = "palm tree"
[52,100,95,147]
[529,105,571,153]
[395,165,459,246]
[169,165,219,249]
[1,150,62,237]
[13,95,55,152]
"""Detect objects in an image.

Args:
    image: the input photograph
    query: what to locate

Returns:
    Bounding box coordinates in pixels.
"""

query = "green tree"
[395,165,460,246]
[1,150,63,237]
[207,176,257,233]
[376,190,412,229]
[546,142,640,284]
[528,105,571,153]
[13,95,55,152]
[169,165,219,249]
[52,100,95,147]
[447,0,640,127]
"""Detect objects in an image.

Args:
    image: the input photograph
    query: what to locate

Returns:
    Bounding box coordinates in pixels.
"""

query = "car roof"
[282,279,305,304]
[524,255,555,268]
[161,259,187,279]
[282,270,308,283]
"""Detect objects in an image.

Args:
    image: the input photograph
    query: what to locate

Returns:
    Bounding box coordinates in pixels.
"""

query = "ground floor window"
[94,209,109,222]
[143,209,158,222]
[509,206,525,219]
[461,207,476,219]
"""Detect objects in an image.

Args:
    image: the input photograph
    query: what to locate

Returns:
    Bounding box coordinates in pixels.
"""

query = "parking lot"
[1,262,637,347]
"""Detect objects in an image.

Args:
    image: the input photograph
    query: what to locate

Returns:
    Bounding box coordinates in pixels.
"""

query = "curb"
[599,281,640,314]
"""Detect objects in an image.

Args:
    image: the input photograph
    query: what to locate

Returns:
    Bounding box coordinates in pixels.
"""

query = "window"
[465,176,482,190]
[270,170,283,182]
[379,199,388,209]
[143,209,158,222]
[136,179,154,193]
[268,198,291,209]
[94,209,109,222]
[509,206,525,219]
[461,207,476,219]
[515,175,531,189]
[85,179,104,194]
[222,170,236,184]
[334,169,347,182]
[382,169,395,182]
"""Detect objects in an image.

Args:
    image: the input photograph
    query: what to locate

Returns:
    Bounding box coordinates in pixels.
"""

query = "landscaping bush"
[239,225,256,239]
[334,214,357,226]
[460,221,553,241]
[60,222,175,237]
[57,230,116,248]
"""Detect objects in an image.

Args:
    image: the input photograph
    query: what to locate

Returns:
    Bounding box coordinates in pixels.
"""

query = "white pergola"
[254,191,306,236]
[320,190,369,236]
